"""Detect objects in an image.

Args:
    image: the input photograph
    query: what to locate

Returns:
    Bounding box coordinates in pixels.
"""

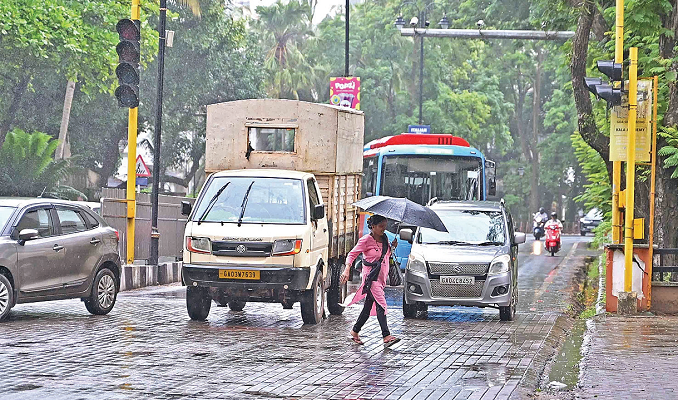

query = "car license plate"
[440,276,475,285]
[219,270,260,280]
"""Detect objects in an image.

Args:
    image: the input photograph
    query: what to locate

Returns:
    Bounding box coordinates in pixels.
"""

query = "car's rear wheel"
[187,286,211,321]
[301,272,324,324]
[228,300,246,311]
[0,274,14,321]
[84,268,117,315]
[327,261,346,315]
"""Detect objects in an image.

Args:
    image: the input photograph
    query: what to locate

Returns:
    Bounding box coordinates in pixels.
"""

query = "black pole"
[418,11,424,125]
[150,0,167,267]
[345,0,349,77]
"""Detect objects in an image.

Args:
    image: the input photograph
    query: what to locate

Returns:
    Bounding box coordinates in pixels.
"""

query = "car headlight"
[187,237,211,254]
[272,239,302,256]
[488,254,511,275]
[407,253,427,274]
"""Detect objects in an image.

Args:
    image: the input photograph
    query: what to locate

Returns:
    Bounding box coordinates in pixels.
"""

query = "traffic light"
[584,60,623,107]
[115,19,140,108]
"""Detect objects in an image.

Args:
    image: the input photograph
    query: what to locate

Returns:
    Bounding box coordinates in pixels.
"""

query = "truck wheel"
[228,301,246,311]
[327,261,346,315]
[0,274,14,321]
[186,286,211,321]
[301,272,324,324]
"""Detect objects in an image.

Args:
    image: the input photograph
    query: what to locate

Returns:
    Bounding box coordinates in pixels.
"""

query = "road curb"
[120,261,182,291]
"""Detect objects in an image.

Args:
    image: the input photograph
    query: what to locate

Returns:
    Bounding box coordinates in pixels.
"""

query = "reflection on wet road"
[0,236,593,400]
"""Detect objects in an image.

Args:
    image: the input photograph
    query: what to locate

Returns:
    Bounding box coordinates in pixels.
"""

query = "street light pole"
[345,0,349,77]
[418,11,424,124]
[150,0,167,267]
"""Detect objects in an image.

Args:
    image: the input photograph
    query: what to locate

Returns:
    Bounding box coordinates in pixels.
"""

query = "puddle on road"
[547,319,587,390]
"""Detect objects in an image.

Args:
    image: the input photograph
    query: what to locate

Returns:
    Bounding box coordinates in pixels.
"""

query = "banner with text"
[330,77,360,110]
[609,80,653,162]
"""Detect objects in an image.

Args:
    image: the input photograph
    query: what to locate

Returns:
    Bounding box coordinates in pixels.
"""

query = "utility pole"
[345,0,349,77]
[150,0,168,267]
[611,0,624,244]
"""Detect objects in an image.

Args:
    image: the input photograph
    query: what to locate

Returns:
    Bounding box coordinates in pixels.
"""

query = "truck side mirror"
[313,204,325,220]
[399,228,413,244]
[181,201,192,216]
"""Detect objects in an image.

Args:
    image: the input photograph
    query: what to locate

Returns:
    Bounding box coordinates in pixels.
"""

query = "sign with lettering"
[135,155,151,177]
[329,77,360,110]
[609,80,653,162]
[407,125,431,134]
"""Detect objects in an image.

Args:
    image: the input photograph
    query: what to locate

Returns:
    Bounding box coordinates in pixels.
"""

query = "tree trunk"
[0,73,32,143]
[56,80,76,160]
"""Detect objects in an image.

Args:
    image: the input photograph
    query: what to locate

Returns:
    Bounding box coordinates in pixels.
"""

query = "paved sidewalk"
[576,315,678,399]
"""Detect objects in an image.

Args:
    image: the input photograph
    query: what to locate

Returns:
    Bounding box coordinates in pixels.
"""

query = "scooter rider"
[534,207,548,227]
[545,212,563,230]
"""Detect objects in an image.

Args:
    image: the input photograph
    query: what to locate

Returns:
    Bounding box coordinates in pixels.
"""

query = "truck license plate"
[219,270,260,280]
[440,276,474,285]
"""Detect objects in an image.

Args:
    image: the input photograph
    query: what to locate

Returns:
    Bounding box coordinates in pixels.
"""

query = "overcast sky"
[249,0,347,25]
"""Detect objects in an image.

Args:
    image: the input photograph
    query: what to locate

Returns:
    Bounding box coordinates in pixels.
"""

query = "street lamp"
[395,2,448,125]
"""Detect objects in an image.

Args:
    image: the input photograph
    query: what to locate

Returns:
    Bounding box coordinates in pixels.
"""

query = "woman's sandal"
[383,336,401,348]
[350,336,364,345]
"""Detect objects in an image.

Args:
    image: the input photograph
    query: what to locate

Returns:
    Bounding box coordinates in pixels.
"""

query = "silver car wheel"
[98,274,116,309]
[0,280,8,315]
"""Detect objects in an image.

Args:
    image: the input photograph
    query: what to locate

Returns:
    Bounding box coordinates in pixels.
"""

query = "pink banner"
[329,77,360,110]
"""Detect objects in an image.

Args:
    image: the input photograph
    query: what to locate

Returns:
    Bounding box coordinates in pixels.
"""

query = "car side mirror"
[181,201,192,216]
[18,229,39,244]
[514,232,526,244]
[399,228,413,244]
[313,204,325,220]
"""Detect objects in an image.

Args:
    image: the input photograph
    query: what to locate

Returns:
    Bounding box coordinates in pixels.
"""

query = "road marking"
[532,241,579,303]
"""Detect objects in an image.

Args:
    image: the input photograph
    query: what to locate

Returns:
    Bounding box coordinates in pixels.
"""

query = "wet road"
[0,236,593,400]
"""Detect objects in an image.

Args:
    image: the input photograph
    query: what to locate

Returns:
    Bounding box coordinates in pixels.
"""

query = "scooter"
[533,219,547,240]
[544,224,561,256]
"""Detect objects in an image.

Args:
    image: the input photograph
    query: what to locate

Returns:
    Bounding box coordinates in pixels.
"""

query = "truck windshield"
[0,206,15,232]
[380,155,482,205]
[193,177,306,224]
[418,210,506,245]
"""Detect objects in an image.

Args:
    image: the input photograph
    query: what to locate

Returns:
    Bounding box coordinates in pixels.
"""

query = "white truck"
[181,99,363,324]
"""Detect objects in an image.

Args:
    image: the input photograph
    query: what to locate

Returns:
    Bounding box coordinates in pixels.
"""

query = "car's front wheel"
[0,274,14,321]
[84,268,118,315]
[403,293,418,318]
[499,288,517,321]
[187,286,211,321]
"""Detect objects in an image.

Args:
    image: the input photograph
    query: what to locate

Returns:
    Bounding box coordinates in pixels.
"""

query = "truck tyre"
[327,261,346,315]
[0,274,14,321]
[301,271,324,324]
[187,286,211,321]
[228,301,246,311]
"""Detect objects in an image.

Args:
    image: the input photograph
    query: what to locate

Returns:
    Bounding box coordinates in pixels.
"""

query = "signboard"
[135,155,151,177]
[329,77,360,110]
[135,177,148,186]
[407,124,431,134]
[609,80,653,162]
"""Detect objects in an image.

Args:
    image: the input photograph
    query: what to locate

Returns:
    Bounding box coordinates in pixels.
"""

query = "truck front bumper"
[183,263,311,291]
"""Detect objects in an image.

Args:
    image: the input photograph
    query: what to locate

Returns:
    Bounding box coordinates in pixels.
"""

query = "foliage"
[658,127,678,178]
[0,129,85,200]
[571,132,611,216]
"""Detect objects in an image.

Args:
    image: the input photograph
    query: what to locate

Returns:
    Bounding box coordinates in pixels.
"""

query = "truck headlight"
[272,239,302,256]
[187,237,211,254]
[488,254,511,275]
[407,253,427,274]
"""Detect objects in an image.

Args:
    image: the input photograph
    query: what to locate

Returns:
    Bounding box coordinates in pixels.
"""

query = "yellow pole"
[612,0,624,244]
[125,0,141,265]
[624,47,638,292]
[647,75,658,307]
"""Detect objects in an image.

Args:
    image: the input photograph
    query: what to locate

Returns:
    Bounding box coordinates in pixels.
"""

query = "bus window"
[362,156,378,197]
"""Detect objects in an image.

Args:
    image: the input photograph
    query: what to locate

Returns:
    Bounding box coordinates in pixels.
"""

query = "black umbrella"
[353,196,448,232]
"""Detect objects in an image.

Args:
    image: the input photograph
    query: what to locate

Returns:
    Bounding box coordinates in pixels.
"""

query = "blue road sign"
[136,177,148,186]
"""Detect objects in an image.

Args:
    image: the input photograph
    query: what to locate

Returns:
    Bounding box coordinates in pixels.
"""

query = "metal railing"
[652,248,678,281]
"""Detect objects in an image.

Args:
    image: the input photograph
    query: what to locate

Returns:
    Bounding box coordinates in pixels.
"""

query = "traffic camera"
[584,60,623,107]
[115,19,140,108]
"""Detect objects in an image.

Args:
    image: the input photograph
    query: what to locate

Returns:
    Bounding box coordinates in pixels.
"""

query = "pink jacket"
[345,233,390,315]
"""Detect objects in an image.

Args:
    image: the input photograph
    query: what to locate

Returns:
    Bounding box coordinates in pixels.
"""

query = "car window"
[307,179,320,209]
[56,208,88,234]
[0,206,16,232]
[418,209,506,245]
[82,209,100,228]
[16,208,53,238]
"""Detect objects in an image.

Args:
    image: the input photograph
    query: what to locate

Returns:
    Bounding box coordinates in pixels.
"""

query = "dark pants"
[353,290,390,338]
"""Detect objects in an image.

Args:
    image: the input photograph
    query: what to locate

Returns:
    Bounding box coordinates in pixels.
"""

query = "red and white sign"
[135,155,151,177]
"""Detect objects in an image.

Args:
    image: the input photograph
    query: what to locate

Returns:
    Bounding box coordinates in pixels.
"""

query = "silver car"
[399,200,526,321]
[0,199,121,320]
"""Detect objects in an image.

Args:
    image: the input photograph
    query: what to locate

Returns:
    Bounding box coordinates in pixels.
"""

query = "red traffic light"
[116,19,140,41]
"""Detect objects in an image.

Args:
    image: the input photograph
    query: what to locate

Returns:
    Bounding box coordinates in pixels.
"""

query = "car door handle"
[90,238,101,245]
[53,244,64,252]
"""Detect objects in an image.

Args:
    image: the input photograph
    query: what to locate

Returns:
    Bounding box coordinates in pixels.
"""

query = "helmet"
[551,212,557,218]
[539,207,545,213]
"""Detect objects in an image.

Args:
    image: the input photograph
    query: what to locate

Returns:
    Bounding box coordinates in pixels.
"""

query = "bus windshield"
[380,154,482,205]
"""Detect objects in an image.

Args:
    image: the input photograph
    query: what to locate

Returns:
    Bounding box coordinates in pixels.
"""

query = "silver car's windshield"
[418,210,505,245]
[193,177,306,224]
[0,206,16,231]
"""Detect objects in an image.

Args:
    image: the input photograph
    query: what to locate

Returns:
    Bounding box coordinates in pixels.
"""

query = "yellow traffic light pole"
[125,0,141,265]
[612,0,624,244]
[624,47,638,292]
